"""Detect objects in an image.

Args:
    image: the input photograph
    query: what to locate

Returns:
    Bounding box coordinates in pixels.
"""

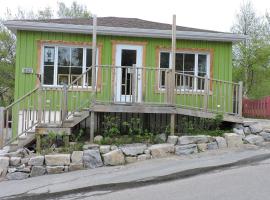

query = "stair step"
[38,123,61,128]
[73,113,82,117]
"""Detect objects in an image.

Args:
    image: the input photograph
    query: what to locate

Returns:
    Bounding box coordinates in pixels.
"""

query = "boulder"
[83,149,103,169]
[100,145,111,154]
[243,134,264,145]
[215,137,227,149]
[233,128,245,138]
[45,154,70,166]
[17,165,31,173]
[249,124,263,134]
[149,144,175,158]
[155,133,167,143]
[69,163,84,171]
[207,142,219,150]
[264,129,270,133]
[30,166,46,177]
[71,151,83,164]
[103,150,125,166]
[64,166,69,172]
[197,143,208,152]
[46,166,65,174]
[28,156,44,166]
[144,149,151,155]
[0,157,9,169]
[224,133,243,148]
[6,172,29,180]
[21,157,30,165]
[94,135,103,143]
[243,127,251,135]
[110,145,118,151]
[178,135,212,145]
[233,123,244,129]
[259,132,270,141]
[83,144,99,150]
[0,168,7,177]
[9,157,21,166]
[175,144,198,155]
[120,143,147,156]
[137,154,151,161]
[167,136,179,145]
[125,156,137,164]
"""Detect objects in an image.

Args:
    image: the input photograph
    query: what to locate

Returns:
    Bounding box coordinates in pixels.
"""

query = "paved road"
[50,159,270,200]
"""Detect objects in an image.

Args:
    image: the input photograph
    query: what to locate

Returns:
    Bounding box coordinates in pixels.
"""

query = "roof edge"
[3,21,246,42]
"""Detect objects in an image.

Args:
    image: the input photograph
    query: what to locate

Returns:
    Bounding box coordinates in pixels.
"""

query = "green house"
[1,17,245,149]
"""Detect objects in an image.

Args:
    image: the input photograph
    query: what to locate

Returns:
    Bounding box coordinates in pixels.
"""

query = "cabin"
[1,16,245,150]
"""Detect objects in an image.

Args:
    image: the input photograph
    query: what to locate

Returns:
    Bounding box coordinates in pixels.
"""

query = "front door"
[115,45,143,103]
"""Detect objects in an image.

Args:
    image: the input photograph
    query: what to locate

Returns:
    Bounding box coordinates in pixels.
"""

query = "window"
[42,45,97,87]
[159,51,209,90]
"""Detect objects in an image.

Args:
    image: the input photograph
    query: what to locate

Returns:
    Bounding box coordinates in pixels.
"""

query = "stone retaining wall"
[0,128,268,181]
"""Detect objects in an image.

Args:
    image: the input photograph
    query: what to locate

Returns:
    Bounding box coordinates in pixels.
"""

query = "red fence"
[243,97,270,119]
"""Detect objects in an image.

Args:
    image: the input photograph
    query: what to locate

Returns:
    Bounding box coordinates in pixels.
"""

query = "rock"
[0,157,9,169]
[259,132,270,141]
[103,150,125,166]
[94,135,103,143]
[207,142,218,150]
[155,133,167,143]
[83,144,99,150]
[83,149,103,168]
[6,172,29,180]
[144,149,150,155]
[30,166,46,177]
[264,129,270,133]
[175,144,198,155]
[69,163,84,171]
[178,135,212,145]
[46,166,65,174]
[100,145,111,154]
[17,166,31,173]
[0,168,7,177]
[64,166,69,172]
[28,156,44,166]
[249,124,263,134]
[197,143,208,152]
[167,136,179,145]
[243,121,256,127]
[243,127,251,135]
[215,137,227,149]
[125,156,137,164]
[71,151,83,164]
[233,128,245,138]
[8,168,17,173]
[110,145,118,151]
[233,123,244,129]
[149,144,175,158]
[45,154,70,166]
[138,154,151,161]
[120,143,147,156]
[224,133,243,148]
[21,157,30,165]
[9,157,21,166]
[243,134,264,145]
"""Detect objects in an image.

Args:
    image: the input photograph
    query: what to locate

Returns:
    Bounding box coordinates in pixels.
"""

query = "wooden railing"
[243,97,270,119]
[0,65,243,148]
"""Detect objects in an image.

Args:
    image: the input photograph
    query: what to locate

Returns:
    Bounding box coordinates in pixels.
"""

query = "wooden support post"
[204,75,209,112]
[37,84,42,124]
[170,113,175,136]
[0,107,4,148]
[63,135,69,147]
[132,64,136,104]
[62,84,68,122]
[36,134,41,154]
[238,81,243,117]
[171,14,176,106]
[92,15,97,104]
[90,111,95,143]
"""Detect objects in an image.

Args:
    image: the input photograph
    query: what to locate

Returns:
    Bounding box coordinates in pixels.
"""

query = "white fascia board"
[3,21,246,42]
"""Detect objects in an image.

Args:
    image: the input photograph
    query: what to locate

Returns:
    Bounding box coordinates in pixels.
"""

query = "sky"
[0,0,269,32]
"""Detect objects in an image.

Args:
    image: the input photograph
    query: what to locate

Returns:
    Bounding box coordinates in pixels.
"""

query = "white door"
[115,45,143,103]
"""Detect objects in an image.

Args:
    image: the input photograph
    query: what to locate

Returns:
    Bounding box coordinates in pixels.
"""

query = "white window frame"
[41,44,98,88]
[158,50,210,91]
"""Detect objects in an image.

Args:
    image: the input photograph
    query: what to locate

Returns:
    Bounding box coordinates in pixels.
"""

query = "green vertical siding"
[14,30,233,112]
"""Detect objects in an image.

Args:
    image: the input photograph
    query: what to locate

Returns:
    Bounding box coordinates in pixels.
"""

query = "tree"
[57,1,91,18]
[231,1,270,98]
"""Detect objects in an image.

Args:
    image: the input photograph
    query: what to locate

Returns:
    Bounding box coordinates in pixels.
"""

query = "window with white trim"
[159,51,209,90]
[42,45,97,86]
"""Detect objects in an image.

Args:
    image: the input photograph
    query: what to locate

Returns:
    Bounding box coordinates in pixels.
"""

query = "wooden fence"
[242,97,270,119]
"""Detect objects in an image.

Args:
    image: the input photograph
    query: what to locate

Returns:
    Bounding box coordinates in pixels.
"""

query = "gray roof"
[20,17,223,34]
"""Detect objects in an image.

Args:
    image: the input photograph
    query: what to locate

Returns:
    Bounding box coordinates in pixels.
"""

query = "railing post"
[62,84,68,122]
[0,107,4,148]
[37,84,42,124]
[132,64,136,104]
[238,81,243,117]
[91,15,97,104]
[204,75,209,112]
